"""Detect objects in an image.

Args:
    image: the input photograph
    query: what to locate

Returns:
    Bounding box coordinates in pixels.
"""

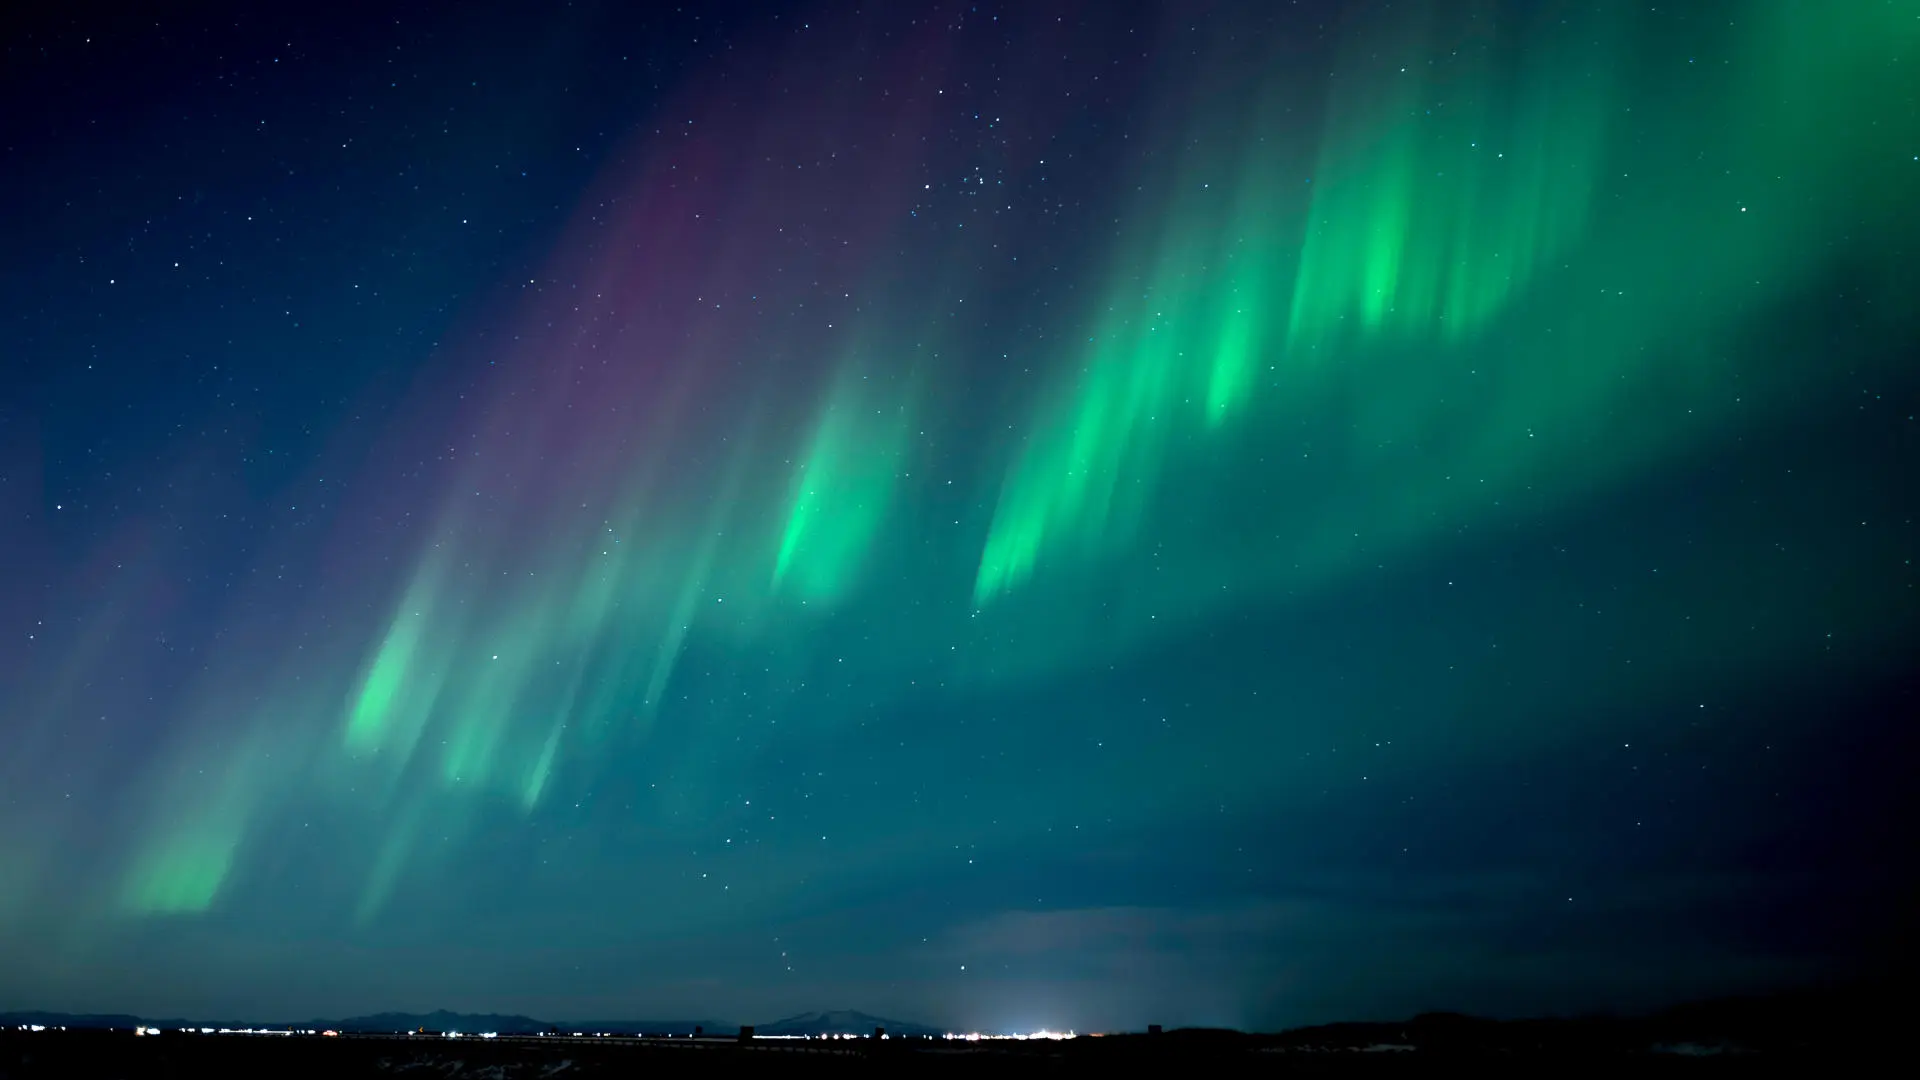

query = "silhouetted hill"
[330,1010,548,1034]
[1262,982,1900,1055]
[1,1012,162,1031]
[753,1009,941,1037]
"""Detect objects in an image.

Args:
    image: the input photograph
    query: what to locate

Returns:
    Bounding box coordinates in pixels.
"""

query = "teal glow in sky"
[1,0,1916,1033]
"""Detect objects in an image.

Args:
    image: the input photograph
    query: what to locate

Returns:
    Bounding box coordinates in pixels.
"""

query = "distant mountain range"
[1,1007,933,1038]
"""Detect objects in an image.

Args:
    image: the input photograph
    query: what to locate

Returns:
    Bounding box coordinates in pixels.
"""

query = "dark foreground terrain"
[0,1027,1864,1079]
[4,986,1896,1078]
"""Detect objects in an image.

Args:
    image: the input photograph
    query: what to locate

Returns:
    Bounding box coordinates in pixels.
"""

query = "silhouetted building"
[1147,1024,1162,1036]
[738,1025,755,1042]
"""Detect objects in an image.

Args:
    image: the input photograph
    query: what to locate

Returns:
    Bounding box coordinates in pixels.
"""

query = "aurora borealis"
[2,0,1917,1032]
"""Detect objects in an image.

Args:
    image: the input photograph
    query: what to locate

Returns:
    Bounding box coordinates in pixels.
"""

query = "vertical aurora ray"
[522,717,565,812]
[643,538,716,718]
[345,566,450,764]
[437,648,518,790]
[354,797,424,925]
[1200,222,1274,428]
[120,820,240,915]
[1200,79,1302,427]
[974,304,1185,604]
[1285,2,1613,351]
[119,719,316,916]
[972,26,1299,603]
[774,358,913,607]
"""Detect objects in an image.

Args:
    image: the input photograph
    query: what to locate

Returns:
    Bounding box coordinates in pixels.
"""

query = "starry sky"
[2,0,1917,1034]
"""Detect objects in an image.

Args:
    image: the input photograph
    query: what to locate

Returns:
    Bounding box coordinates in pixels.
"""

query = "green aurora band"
[101,0,1917,923]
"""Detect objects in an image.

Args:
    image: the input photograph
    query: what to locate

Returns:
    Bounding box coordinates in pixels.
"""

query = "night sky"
[2,0,1917,1034]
